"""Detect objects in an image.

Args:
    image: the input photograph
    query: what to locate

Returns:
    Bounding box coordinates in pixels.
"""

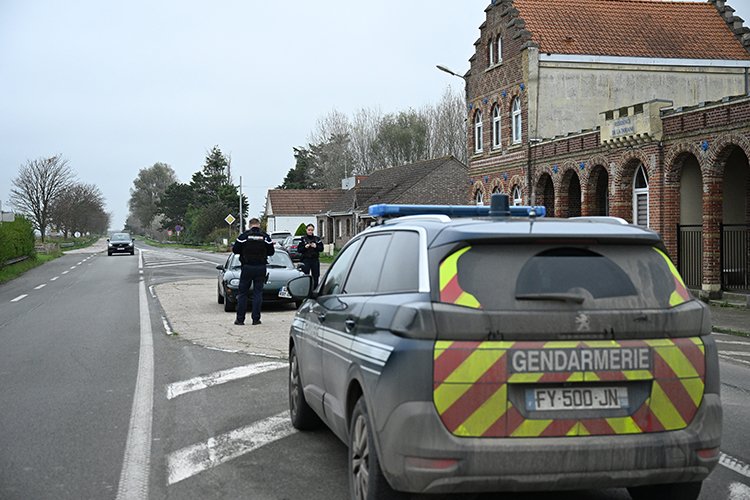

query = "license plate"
[526,387,628,411]
[278,286,292,299]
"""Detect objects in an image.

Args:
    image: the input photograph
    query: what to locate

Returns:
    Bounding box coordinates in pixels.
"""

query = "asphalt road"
[1,241,749,500]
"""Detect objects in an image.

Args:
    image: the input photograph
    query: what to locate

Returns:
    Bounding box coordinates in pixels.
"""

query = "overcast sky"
[2,1,748,230]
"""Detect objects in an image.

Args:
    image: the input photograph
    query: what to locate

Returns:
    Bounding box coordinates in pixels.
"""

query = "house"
[263,189,342,234]
[464,0,750,298]
[317,156,469,248]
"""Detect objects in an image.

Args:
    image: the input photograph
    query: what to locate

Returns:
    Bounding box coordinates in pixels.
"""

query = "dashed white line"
[721,452,750,479]
[719,351,750,357]
[34,284,46,290]
[161,316,173,336]
[62,271,69,275]
[166,362,286,400]
[10,294,28,302]
[70,266,77,269]
[720,355,750,367]
[50,276,59,281]
[717,340,750,345]
[166,412,295,485]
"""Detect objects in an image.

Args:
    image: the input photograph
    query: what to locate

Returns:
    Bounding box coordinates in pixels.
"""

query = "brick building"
[464,0,750,297]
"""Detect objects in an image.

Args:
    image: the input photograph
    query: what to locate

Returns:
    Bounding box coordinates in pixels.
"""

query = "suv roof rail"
[369,194,546,219]
[383,214,452,224]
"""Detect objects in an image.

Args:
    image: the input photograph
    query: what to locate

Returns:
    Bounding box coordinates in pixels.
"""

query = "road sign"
[175,225,183,232]
[224,214,236,225]
[167,230,173,236]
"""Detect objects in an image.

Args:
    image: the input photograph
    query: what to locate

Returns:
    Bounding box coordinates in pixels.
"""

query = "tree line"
[9,155,110,242]
[126,146,247,244]
[279,86,467,189]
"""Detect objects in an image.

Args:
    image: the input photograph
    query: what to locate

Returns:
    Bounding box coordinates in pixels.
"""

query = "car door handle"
[345,319,356,332]
[318,312,326,322]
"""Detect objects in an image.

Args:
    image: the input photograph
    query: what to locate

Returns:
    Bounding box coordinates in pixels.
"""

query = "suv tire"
[288,345,322,430]
[628,481,702,500]
[218,286,224,304]
[349,397,406,500]
[224,298,235,312]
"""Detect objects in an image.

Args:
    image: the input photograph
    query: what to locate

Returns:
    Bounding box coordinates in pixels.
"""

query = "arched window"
[633,164,649,227]
[474,110,483,153]
[492,105,501,149]
[475,188,484,205]
[512,97,522,144]
[488,37,495,67]
[492,185,501,194]
[496,35,503,64]
[512,185,523,206]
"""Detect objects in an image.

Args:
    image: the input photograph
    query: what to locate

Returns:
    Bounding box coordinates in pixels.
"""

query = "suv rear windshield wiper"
[515,293,586,304]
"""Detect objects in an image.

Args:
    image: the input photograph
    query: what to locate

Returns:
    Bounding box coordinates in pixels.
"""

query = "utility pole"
[239,176,243,232]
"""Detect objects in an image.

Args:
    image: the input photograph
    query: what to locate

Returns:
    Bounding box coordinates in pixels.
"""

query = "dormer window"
[474,110,484,153]
[512,97,522,144]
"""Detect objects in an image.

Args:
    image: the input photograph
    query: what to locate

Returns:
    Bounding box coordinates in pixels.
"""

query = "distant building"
[318,156,468,248]
[464,0,750,297]
[263,189,342,234]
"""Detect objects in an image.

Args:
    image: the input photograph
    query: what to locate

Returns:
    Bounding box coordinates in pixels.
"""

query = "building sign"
[611,116,636,138]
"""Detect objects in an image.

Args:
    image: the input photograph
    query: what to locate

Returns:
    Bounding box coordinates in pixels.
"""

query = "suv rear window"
[439,244,687,310]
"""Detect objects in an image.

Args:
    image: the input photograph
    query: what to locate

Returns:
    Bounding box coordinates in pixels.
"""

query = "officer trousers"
[236,263,266,323]
[301,258,320,289]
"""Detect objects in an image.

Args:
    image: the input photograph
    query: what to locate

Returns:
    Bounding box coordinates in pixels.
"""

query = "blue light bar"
[368,203,546,218]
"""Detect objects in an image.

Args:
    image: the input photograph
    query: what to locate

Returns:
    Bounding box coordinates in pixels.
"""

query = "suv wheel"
[288,345,321,430]
[218,286,225,304]
[349,397,406,500]
[628,481,702,500]
[223,297,235,312]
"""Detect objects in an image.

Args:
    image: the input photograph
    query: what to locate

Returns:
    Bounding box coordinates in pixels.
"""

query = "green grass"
[142,237,225,252]
[713,326,750,338]
[0,252,61,284]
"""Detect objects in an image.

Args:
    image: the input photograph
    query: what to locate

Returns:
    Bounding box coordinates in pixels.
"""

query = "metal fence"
[677,224,703,289]
[721,223,750,291]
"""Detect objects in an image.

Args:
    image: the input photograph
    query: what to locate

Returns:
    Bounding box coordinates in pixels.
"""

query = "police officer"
[232,218,274,325]
[297,223,323,288]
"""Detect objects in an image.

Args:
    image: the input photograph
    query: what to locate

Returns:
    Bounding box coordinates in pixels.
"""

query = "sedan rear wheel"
[349,397,406,500]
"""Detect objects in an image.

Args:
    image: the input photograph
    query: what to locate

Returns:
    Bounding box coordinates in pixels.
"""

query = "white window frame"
[497,35,503,64]
[492,105,501,149]
[512,186,523,206]
[512,97,522,144]
[474,110,483,153]
[632,165,650,227]
[475,188,484,206]
[488,38,495,67]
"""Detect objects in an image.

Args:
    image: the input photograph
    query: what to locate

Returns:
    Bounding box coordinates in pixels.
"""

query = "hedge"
[0,217,35,266]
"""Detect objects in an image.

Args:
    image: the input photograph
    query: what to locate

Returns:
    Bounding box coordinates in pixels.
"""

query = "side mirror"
[216,265,223,270]
[287,275,313,299]
[296,264,304,271]
[107,238,110,242]
[132,238,136,242]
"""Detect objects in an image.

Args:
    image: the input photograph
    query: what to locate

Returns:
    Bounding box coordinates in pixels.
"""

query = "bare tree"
[10,155,75,241]
[51,182,108,237]
[349,107,383,175]
[425,86,467,163]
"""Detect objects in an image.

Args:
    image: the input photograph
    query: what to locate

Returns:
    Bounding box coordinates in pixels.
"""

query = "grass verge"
[142,237,223,252]
[0,252,61,284]
[713,326,750,338]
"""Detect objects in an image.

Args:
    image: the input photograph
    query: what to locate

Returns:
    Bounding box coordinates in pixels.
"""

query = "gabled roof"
[512,0,750,60]
[266,189,342,216]
[321,156,469,215]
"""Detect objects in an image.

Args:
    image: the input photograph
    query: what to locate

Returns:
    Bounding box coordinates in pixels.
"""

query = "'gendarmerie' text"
[510,348,651,373]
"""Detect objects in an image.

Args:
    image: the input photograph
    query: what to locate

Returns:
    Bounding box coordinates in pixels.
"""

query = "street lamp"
[436,64,465,79]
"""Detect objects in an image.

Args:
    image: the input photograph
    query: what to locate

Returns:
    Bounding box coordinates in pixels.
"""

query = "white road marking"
[720,355,750,367]
[115,273,154,500]
[729,482,750,500]
[77,261,83,265]
[10,294,28,302]
[62,271,69,274]
[70,266,76,269]
[50,276,59,281]
[34,284,46,290]
[166,362,286,400]
[721,453,750,479]
[717,340,750,345]
[720,351,750,357]
[148,286,156,299]
[166,412,295,485]
[161,315,173,336]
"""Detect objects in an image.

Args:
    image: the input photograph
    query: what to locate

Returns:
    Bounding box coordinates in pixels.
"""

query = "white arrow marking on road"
[10,294,28,302]
[729,482,750,500]
[721,452,750,479]
[34,284,46,290]
[166,361,286,400]
[166,412,296,485]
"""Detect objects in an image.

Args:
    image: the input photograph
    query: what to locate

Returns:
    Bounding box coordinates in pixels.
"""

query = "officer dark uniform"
[297,224,323,289]
[232,218,274,325]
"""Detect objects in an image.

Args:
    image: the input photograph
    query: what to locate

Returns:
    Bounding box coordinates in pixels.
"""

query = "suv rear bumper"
[377,394,721,494]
